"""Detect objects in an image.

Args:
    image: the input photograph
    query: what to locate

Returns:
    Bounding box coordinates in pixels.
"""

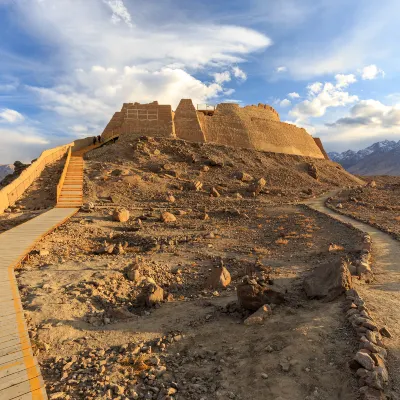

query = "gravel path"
[307,192,400,395]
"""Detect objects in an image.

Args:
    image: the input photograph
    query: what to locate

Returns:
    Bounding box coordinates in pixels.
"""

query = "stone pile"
[345,289,391,399]
[45,333,184,400]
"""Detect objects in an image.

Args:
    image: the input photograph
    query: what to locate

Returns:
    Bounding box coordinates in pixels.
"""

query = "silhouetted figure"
[97,135,101,143]
[92,136,96,145]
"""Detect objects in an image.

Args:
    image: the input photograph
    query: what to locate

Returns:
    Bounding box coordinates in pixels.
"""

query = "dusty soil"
[83,136,363,208]
[327,176,400,240]
[18,204,364,400]
[13,136,371,400]
[0,157,65,233]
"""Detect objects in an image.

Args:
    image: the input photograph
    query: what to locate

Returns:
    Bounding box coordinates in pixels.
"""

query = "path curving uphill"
[306,193,400,393]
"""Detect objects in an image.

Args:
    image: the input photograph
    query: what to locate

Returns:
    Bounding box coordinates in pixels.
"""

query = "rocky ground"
[9,137,380,400]
[0,157,65,233]
[327,176,400,240]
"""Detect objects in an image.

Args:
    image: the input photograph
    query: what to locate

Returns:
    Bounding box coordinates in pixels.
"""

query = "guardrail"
[56,146,72,202]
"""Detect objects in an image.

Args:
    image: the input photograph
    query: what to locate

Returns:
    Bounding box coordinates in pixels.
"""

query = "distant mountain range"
[0,164,14,183]
[328,140,400,176]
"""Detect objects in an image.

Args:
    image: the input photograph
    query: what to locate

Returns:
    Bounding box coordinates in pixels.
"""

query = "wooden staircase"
[56,155,84,208]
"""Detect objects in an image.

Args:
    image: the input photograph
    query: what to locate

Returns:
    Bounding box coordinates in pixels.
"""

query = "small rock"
[161,212,177,223]
[39,249,50,257]
[244,305,272,326]
[144,284,164,306]
[210,187,221,197]
[354,351,375,371]
[280,361,290,372]
[113,208,130,222]
[379,326,392,338]
[234,171,253,182]
[205,266,231,289]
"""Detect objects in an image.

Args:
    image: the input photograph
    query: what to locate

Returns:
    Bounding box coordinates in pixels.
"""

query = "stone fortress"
[101,99,328,159]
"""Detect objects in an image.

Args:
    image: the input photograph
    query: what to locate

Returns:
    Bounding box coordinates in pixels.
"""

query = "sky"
[1,0,400,163]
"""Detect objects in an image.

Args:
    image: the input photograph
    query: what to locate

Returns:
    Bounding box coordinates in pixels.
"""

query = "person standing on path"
[93,136,96,145]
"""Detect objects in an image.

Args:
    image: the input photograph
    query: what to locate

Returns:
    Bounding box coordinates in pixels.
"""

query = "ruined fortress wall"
[102,111,125,141]
[174,99,206,142]
[313,138,330,160]
[102,99,325,159]
[247,120,325,158]
[197,103,324,158]
[201,103,253,148]
[101,102,175,141]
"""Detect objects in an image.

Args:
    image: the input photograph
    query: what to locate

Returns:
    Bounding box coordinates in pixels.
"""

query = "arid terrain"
[327,176,400,240]
[3,137,396,399]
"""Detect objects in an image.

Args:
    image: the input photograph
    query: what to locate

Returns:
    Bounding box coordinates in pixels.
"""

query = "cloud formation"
[360,64,385,80]
[290,78,358,122]
[0,108,24,123]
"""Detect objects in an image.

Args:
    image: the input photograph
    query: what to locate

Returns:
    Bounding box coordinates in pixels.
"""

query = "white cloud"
[307,82,323,94]
[327,100,400,128]
[279,99,291,107]
[0,108,25,123]
[103,0,132,27]
[276,66,287,73]
[213,71,231,84]
[290,78,358,122]
[360,64,385,80]
[232,66,247,81]
[335,73,357,88]
[288,92,300,99]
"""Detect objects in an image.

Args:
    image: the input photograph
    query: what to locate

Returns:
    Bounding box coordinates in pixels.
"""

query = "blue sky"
[0,0,399,163]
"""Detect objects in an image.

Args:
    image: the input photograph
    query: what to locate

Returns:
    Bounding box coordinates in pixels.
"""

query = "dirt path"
[306,192,400,395]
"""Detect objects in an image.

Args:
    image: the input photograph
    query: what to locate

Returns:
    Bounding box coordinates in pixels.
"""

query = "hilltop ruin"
[101,99,328,159]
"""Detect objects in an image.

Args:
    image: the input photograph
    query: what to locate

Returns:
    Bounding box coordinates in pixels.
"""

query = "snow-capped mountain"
[0,164,14,183]
[328,140,400,176]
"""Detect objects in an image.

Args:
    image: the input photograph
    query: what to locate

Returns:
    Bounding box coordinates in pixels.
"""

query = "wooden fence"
[56,146,72,202]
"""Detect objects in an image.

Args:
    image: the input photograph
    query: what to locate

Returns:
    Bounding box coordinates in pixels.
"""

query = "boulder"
[237,277,285,311]
[303,260,352,301]
[244,305,272,326]
[205,266,231,289]
[113,208,130,223]
[161,212,177,223]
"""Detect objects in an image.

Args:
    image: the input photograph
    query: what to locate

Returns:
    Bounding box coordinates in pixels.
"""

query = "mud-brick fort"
[101,99,328,159]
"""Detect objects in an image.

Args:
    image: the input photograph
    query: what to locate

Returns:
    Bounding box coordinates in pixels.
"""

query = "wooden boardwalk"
[56,155,84,208]
[0,136,119,399]
[0,208,78,399]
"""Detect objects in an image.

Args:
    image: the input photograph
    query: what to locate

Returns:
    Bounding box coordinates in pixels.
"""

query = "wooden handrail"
[57,147,72,202]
